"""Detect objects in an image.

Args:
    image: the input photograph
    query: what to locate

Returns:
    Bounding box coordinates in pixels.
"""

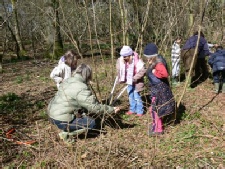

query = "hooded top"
[182,35,210,58]
[208,49,225,72]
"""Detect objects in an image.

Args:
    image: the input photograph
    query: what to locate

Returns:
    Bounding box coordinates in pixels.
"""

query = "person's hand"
[152,69,156,74]
[114,107,120,113]
[133,78,137,83]
[213,44,218,48]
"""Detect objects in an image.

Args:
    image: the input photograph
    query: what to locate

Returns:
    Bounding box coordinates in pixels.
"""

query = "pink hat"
[120,46,133,57]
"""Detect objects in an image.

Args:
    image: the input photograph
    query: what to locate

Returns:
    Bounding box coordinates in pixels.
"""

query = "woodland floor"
[1,56,225,168]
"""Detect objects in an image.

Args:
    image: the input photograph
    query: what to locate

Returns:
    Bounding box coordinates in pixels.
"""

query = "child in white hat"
[116,46,146,116]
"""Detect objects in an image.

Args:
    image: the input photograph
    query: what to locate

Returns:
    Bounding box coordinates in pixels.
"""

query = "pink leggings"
[149,97,163,133]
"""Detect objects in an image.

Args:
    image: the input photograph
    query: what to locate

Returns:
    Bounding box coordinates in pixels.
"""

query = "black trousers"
[194,58,209,81]
[213,70,225,83]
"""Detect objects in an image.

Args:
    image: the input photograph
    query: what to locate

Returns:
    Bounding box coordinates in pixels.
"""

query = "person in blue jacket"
[181,31,211,87]
[208,46,225,93]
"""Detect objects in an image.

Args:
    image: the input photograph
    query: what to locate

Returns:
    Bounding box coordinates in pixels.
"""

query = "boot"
[59,129,87,140]
[58,131,69,141]
[214,83,219,93]
[222,83,225,94]
[58,129,87,145]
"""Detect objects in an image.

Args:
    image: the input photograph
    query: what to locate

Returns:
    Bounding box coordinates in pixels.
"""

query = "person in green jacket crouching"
[47,64,120,143]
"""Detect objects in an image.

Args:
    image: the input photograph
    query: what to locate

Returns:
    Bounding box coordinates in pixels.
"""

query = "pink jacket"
[116,52,146,92]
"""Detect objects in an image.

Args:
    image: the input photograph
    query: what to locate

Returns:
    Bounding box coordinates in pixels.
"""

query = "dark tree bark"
[11,0,26,59]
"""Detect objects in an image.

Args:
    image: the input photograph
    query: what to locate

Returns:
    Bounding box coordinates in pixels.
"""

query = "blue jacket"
[208,49,225,73]
[182,35,210,58]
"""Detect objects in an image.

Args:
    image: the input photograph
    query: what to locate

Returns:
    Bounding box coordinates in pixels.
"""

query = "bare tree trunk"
[0,21,7,74]
[0,52,2,73]
[123,0,129,45]
[11,0,25,59]
[53,0,63,58]
[45,0,63,59]
[109,0,114,59]
[109,0,116,82]
[45,6,54,58]
[83,0,102,102]
[135,0,151,53]
[30,21,36,58]
[187,0,197,37]
[0,56,2,73]
[0,17,3,73]
[7,21,19,56]
[221,0,225,42]
[159,1,189,51]
[58,1,83,58]
[91,0,107,76]
[119,0,126,45]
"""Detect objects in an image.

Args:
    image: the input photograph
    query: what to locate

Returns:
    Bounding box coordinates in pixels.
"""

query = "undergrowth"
[1,58,224,168]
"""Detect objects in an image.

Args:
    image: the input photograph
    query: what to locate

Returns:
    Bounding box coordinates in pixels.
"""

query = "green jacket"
[47,74,114,122]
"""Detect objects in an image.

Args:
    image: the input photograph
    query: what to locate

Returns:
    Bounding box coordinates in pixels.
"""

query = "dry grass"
[1,57,225,168]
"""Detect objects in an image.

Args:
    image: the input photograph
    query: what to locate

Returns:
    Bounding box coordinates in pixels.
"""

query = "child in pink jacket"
[116,46,146,116]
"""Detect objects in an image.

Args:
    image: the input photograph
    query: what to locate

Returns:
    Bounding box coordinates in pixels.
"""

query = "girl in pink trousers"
[144,43,175,136]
